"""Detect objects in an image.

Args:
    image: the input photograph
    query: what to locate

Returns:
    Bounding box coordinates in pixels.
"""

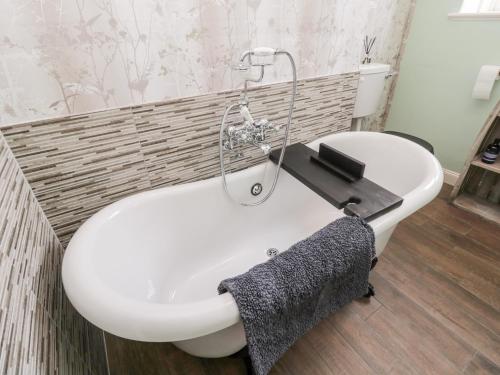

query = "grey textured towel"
[218,216,375,375]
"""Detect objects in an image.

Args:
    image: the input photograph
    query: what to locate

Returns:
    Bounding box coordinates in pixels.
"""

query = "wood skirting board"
[443,168,460,186]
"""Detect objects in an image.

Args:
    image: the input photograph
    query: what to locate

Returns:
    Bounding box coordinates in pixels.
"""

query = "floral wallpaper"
[0,0,413,126]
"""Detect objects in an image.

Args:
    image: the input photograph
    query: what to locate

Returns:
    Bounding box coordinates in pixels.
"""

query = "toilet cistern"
[352,63,393,131]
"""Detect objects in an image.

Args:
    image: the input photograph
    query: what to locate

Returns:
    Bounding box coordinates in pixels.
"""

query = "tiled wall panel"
[2,110,152,245]
[2,72,358,246]
[0,135,107,374]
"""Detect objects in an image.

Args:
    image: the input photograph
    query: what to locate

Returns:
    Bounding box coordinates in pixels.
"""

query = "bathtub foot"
[364,282,375,298]
[230,346,255,375]
[243,354,254,375]
[363,257,378,298]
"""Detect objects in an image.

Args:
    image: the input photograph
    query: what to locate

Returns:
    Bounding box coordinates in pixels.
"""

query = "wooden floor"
[106,185,500,375]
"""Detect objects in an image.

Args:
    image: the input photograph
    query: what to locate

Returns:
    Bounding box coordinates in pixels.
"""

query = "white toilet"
[352,63,391,131]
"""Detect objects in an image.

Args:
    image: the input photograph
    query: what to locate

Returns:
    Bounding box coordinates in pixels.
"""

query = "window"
[449,0,500,19]
[460,0,500,12]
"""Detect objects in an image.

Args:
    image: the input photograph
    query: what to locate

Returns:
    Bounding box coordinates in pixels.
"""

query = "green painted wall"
[385,0,500,172]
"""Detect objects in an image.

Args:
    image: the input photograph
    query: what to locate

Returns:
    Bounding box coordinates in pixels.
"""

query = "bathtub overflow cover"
[251,183,263,196]
[267,248,279,257]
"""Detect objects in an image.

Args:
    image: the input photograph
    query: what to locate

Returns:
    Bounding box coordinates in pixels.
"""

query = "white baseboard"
[443,168,460,186]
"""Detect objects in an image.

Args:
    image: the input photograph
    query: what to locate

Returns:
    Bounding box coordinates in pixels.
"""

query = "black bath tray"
[269,143,403,221]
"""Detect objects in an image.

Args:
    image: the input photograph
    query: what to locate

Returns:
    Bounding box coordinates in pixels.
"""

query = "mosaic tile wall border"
[1,73,358,246]
[0,134,108,375]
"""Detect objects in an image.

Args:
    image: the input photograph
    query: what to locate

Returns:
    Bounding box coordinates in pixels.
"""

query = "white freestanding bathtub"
[62,131,443,358]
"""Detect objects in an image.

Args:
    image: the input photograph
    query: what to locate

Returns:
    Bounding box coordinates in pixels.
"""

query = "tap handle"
[260,143,271,155]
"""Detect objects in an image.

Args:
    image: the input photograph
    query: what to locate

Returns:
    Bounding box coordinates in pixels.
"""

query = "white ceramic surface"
[62,131,443,357]
[353,63,391,118]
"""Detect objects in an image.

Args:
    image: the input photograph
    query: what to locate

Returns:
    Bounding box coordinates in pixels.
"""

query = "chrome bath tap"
[219,47,297,206]
[222,104,280,155]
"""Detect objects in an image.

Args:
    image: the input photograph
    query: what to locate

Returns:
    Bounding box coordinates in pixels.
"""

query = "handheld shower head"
[252,47,276,57]
[236,47,276,91]
[240,47,277,66]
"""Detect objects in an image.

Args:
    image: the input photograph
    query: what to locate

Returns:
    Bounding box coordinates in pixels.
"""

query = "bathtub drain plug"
[251,183,263,196]
[267,248,279,257]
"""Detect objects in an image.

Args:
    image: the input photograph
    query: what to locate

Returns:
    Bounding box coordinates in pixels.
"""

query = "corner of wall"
[372,0,417,132]
[0,133,108,375]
